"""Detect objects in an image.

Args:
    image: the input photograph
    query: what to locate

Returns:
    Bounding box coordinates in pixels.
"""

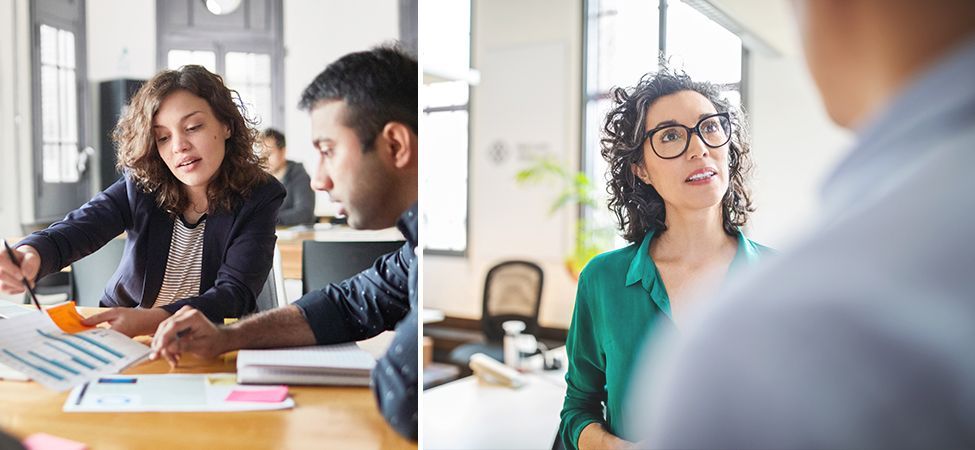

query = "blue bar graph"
[69,332,125,359]
[28,350,81,375]
[37,330,111,364]
[1,349,64,381]
[44,341,97,370]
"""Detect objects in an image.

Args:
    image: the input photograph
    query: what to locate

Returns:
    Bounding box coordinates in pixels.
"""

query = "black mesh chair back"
[301,240,406,294]
[482,260,544,342]
[70,238,126,307]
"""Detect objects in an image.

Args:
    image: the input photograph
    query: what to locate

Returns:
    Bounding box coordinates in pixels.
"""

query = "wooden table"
[0,308,416,450]
[276,226,404,280]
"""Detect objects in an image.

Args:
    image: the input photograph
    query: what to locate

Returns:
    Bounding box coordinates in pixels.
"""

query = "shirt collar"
[396,202,418,250]
[624,228,760,289]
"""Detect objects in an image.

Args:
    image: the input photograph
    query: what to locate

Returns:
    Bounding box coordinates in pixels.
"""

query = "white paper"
[0,311,149,391]
[63,373,295,412]
[236,343,376,373]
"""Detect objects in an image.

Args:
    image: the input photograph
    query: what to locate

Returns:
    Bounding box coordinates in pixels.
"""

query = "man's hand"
[81,307,172,338]
[150,306,232,368]
[0,245,40,294]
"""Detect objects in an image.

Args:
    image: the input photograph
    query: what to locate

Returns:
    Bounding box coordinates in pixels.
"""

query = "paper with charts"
[0,307,150,392]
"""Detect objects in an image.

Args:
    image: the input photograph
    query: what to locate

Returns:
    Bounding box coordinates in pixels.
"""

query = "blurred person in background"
[261,128,316,227]
[629,1,975,448]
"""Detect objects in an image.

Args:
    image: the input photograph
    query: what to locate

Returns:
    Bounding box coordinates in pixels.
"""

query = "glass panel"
[225,52,272,128]
[666,0,742,85]
[419,0,470,77]
[58,29,75,69]
[423,81,469,108]
[40,25,57,65]
[40,65,59,142]
[63,68,78,142]
[167,49,216,72]
[421,110,469,252]
[590,0,659,95]
[61,143,79,182]
[42,144,60,183]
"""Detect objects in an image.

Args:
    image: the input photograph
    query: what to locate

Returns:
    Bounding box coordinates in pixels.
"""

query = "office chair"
[448,260,544,366]
[253,245,287,313]
[70,238,126,307]
[300,240,405,294]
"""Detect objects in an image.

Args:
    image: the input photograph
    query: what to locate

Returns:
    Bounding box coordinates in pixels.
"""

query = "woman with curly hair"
[559,68,772,450]
[1,65,284,337]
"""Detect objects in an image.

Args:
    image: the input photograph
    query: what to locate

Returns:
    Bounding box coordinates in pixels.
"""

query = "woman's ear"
[631,163,651,186]
[223,122,232,140]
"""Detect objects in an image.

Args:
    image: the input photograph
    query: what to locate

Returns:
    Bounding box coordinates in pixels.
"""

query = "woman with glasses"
[559,68,771,450]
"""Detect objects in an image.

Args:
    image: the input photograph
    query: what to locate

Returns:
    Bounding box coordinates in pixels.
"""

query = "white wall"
[423,0,584,328]
[283,0,400,215]
[0,0,20,239]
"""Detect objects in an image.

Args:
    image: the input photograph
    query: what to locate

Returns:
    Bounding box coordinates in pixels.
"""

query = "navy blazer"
[18,175,285,322]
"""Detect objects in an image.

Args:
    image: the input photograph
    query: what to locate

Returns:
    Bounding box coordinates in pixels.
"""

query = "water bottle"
[502,320,526,368]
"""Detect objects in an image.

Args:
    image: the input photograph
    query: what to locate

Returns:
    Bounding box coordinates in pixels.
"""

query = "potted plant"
[515,157,615,279]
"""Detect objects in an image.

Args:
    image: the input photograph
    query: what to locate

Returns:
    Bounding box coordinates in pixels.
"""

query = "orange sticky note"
[45,302,94,334]
[22,433,88,450]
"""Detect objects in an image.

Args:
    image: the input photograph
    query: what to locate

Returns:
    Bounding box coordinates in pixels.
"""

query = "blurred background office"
[0,0,416,306]
[421,0,851,448]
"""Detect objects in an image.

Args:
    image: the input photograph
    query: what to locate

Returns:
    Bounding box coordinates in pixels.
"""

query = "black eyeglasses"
[644,112,732,159]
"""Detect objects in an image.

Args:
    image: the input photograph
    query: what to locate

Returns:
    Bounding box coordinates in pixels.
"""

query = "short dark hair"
[602,66,755,244]
[260,128,286,149]
[298,43,417,149]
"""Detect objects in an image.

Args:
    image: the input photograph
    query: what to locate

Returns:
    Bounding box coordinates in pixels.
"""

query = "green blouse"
[558,229,771,449]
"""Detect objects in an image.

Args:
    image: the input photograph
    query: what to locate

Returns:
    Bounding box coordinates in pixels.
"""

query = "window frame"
[155,0,284,130]
[421,0,474,257]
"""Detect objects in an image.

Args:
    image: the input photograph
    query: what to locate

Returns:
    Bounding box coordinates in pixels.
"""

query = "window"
[420,0,472,254]
[157,0,283,130]
[39,24,80,183]
[583,0,744,247]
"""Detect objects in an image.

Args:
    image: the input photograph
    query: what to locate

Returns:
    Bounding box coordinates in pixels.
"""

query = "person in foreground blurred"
[0,65,283,336]
[629,1,975,448]
[261,128,316,227]
[558,68,771,450]
[149,45,419,440]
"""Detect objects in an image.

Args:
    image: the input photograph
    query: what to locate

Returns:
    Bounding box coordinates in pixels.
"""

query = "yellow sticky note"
[206,374,238,386]
[45,302,94,334]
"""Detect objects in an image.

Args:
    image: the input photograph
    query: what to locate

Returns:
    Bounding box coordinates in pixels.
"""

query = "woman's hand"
[0,245,40,295]
[82,307,172,338]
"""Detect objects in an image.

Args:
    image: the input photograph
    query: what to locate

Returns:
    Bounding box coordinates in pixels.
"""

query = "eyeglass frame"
[643,112,733,160]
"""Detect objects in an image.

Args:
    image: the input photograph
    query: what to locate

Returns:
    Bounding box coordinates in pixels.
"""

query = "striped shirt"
[153,215,207,308]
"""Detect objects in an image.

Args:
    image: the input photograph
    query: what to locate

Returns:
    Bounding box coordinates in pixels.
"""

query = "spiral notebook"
[236,343,376,386]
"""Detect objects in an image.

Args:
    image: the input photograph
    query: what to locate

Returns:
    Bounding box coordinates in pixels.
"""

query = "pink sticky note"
[22,433,87,450]
[225,385,289,403]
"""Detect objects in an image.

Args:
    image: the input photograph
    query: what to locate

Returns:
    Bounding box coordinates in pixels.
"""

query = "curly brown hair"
[602,67,755,244]
[114,65,268,215]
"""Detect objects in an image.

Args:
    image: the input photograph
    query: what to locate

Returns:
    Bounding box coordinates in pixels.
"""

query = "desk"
[276,226,404,280]
[423,349,568,450]
[0,308,416,450]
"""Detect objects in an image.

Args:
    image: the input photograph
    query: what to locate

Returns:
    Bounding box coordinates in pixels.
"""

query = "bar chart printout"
[0,311,150,391]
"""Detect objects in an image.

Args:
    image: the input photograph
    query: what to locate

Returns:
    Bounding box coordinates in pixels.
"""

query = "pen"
[2,239,42,311]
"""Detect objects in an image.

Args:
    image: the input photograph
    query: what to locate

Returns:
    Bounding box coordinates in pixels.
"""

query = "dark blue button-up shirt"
[294,203,418,440]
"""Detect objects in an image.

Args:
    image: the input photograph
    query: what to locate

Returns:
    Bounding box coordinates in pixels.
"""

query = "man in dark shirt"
[261,128,316,227]
[148,45,419,440]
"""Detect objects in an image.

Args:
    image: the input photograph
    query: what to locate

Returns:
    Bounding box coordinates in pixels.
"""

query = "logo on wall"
[488,141,508,165]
